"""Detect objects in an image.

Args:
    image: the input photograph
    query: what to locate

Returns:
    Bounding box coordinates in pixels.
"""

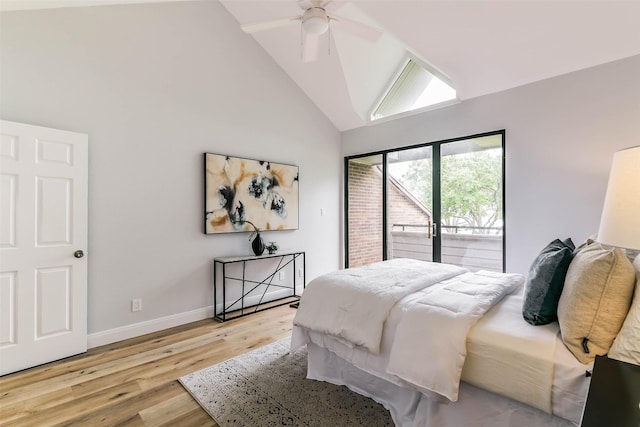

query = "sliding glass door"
[386,146,434,263]
[438,135,504,271]
[345,131,504,272]
[345,154,384,268]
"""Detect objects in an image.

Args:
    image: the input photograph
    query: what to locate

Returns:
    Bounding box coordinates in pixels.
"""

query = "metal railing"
[392,223,502,234]
[390,223,503,272]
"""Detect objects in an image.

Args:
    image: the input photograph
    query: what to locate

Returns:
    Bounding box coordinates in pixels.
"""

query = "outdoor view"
[393,147,502,235]
[347,134,504,272]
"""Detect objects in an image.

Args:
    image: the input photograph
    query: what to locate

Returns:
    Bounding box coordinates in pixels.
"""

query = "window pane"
[386,147,434,262]
[347,155,383,267]
[372,59,456,121]
[440,135,504,272]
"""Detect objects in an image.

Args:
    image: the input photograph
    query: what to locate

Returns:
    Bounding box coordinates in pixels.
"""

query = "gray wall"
[2,0,639,343]
[1,1,341,339]
[342,55,640,274]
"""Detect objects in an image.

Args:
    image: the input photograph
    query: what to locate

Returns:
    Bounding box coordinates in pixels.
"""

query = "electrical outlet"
[278,271,284,281]
[132,298,142,312]
[298,268,303,278]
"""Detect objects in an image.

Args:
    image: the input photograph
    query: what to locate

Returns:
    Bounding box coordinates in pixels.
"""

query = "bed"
[291,251,639,427]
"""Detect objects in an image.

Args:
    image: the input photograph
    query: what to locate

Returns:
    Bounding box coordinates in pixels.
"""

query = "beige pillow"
[608,254,640,365]
[557,243,635,364]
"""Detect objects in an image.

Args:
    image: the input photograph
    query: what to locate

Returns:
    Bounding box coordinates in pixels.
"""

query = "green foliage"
[397,150,502,234]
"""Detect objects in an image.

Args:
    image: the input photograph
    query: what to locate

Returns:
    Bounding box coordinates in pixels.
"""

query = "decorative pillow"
[573,236,596,254]
[608,254,640,365]
[557,243,636,364]
[522,238,575,325]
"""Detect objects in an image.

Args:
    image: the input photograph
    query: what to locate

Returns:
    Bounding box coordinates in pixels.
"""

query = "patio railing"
[390,224,503,272]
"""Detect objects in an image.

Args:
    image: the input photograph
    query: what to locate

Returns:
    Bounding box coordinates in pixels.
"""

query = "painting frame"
[204,153,299,234]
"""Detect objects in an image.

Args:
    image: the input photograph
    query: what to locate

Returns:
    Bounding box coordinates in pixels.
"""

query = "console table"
[213,251,305,321]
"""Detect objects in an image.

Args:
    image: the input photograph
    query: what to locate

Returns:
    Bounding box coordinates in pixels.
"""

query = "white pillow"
[609,254,640,365]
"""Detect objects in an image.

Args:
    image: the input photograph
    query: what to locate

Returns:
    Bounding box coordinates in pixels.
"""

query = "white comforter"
[386,270,524,402]
[293,258,467,353]
[294,280,587,425]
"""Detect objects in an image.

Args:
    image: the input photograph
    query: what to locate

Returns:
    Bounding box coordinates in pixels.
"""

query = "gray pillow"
[522,238,575,325]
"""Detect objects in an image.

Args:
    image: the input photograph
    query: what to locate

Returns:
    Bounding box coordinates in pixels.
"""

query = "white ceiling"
[220,1,640,131]
[0,0,193,11]
[3,0,640,131]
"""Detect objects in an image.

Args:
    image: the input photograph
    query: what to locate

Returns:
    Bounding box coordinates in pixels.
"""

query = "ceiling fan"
[240,0,383,63]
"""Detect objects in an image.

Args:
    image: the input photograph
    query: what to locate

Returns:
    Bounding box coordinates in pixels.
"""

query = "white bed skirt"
[306,342,577,427]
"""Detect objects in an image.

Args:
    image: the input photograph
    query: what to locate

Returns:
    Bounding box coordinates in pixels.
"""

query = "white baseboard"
[87,289,297,349]
[87,305,214,349]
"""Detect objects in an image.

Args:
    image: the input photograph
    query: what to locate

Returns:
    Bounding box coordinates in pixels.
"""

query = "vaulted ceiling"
[220,1,640,131]
[3,0,640,131]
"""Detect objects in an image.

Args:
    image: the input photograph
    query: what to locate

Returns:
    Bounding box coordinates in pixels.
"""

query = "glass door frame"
[344,130,506,271]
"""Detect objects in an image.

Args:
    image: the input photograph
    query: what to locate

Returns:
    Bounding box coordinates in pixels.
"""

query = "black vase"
[252,232,265,256]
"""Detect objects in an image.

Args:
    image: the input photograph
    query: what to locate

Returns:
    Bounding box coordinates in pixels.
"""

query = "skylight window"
[371,59,456,121]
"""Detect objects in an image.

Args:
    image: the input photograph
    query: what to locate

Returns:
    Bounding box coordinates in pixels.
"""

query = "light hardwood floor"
[0,305,297,426]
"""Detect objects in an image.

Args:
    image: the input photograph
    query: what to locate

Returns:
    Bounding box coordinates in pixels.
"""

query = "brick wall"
[347,162,383,267]
[347,162,431,267]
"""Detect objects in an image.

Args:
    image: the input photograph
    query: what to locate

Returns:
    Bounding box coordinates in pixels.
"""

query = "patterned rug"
[179,338,393,426]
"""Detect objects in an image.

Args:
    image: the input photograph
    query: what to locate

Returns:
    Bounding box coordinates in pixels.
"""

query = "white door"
[0,120,88,375]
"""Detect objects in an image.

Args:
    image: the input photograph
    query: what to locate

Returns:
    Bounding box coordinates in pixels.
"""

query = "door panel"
[440,136,504,272]
[386,146,433,262]
[36,266,71,337]
[0,120,88,375]
[1,174,17,248]
[346,155,384,268]
[37,177,73,246]
[0,271,17,346]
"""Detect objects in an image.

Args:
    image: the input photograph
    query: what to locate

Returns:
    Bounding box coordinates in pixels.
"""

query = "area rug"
[179,338,393,426]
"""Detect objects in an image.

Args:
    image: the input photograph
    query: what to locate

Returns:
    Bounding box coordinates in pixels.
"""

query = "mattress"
[291,286,592,426]
[462,288,591,421]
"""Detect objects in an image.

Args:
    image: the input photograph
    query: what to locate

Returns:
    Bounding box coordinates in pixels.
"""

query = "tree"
[396,150,502,234]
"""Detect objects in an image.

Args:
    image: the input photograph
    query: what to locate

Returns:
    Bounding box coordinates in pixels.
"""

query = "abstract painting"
[204,153,299,234]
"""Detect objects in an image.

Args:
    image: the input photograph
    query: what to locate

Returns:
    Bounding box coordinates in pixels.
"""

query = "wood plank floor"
[0,305,297,426]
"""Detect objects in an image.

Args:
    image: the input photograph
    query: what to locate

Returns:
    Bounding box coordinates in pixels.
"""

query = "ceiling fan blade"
[297,0,313,10]
[329,14,383,42]
[322,0,336,12]
[241,16,301,34]
[302,33,320,63]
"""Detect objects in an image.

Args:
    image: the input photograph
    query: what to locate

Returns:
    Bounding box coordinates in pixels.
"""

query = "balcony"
[390,224,503,272]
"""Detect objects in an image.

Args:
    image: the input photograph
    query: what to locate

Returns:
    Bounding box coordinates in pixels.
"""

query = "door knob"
[74,250,84,259]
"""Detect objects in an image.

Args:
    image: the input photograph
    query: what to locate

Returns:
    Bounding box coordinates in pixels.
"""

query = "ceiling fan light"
[302,8,329,35]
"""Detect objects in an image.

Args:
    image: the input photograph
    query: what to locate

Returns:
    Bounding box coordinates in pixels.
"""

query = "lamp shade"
[302,8,329,35]
[597,145,640,250]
